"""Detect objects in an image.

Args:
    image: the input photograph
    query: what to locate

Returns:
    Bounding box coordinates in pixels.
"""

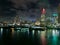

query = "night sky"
[0,0,60,20]
[49,0,59,7]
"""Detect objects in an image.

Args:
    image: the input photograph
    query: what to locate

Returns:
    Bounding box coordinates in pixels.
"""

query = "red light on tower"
[42,8,46,14]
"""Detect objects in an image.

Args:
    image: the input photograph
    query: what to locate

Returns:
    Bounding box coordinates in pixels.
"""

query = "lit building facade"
[40,8,46,26]
[52,12,58,25]
[14,15,20,25]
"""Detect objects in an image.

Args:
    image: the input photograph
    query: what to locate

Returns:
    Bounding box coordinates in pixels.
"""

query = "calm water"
[0,28,60,45]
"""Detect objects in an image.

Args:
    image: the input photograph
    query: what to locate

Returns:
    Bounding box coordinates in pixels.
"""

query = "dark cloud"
[1,0,60,21]
[1,0,16,16]
[10,0,38,8]
[49,0,59,7]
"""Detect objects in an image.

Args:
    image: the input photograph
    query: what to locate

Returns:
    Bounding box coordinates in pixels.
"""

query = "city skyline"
[0,1,60,45]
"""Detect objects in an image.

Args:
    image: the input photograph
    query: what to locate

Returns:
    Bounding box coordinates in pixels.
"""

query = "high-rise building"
[52,12,58,24]
[57,4,60,23]
[14,15,20,25]
[40,8,46,26]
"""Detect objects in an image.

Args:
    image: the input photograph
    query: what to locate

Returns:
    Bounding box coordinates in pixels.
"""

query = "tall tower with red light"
[42,8,46,14]
[40,8,46,26]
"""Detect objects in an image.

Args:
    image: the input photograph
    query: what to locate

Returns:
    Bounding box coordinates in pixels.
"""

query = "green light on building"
[53,13,58,17]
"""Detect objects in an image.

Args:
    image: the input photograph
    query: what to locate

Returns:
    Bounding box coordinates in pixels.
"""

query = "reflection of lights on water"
[38,30,40,34]
[17,30,20,37]
[40,31,46,39]
[21,28,26,32]
[17,30,20,32]
[40,31,46,45]
[52,30,59,36]
[41,31,46,36]
[32,30,35,35]
[11,28,14,37]
[38,30,40,33]
[52,30,58,45]
[56,30,59,36]
[52,30,59,37]
[1,28,3,35]
[47,30,52,39]
[21,28,29,32]
[52,30,55,35]
[27,30,29,35]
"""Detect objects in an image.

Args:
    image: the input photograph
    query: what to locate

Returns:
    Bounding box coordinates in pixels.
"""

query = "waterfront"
[0,28,60,45]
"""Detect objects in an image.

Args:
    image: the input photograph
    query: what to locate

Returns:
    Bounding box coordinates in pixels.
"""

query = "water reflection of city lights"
[38,30,40,34]
[52,30,59,36]
[52,30,56,35]
[40,31,46,45]
[17,30,20,37]
[52,30,58,45]
[32,30,35,35]
[47,30,50,39]
[17,30,20,32]
[56,30,59,36]
[27,30,29,35]
[1,28,3,35]
[11,28,14,37]
[21,28,29,32]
